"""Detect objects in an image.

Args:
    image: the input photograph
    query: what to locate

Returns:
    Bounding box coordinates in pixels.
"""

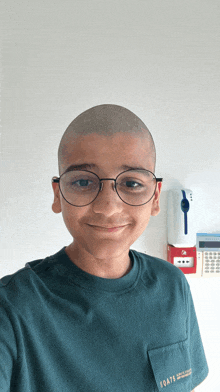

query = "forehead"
[62,133,154,173]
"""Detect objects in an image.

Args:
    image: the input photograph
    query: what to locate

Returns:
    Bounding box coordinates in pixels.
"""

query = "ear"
[151,181,162,217]
[51,179,62,213]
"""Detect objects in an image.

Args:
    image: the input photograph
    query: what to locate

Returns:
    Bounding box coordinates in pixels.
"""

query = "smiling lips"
[89,225,126,232]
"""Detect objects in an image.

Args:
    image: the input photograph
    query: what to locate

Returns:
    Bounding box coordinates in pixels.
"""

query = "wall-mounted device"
[167,188,196,247]
[196,233,220,277]
[167,189,220,277]
[167,188,197,275]
[167,245,197,274]
[167,234,220,277]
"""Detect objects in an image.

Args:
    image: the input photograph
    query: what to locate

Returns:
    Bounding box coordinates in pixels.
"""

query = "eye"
[72,179,93,187]
[124,181,143,188]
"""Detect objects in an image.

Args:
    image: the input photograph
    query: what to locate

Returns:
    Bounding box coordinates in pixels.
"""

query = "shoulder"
[0,247,65,291]
[0,252,56,313]
[131,248,189,298]
[131,248,187,280]
[0,258,43,289]
[0,247,66,308]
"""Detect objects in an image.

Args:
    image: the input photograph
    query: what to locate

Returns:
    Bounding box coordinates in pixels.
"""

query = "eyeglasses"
[52,169,163,207]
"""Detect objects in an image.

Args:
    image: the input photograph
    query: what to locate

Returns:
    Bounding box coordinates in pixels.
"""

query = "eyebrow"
[64,163,147,173]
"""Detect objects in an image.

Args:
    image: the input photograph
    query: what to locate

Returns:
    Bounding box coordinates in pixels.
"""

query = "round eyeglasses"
[52,169,163,207]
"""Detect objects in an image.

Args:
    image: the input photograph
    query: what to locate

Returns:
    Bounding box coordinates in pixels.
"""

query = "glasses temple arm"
[52,177,60,183]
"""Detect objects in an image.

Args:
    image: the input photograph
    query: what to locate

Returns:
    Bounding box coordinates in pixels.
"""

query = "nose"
[99,179,116,193]
[91,179,123,213]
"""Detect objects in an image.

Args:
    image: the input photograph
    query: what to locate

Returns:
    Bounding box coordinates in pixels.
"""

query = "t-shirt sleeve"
[186,282,209,390]
[0,300,17,391]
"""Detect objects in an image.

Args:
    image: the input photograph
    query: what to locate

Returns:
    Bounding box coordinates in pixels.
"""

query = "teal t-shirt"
[0,247,208,391]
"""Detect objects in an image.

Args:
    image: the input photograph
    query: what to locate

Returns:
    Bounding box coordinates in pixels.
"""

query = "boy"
[0,104,208,391]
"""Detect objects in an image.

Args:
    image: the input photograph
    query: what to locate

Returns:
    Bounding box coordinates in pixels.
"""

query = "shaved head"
[58,104,156,175]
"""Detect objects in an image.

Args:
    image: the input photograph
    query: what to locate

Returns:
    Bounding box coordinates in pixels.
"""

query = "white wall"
[1,0,220,390]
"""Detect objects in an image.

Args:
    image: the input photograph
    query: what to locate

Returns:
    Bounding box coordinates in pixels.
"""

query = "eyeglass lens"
[59,170,157,207]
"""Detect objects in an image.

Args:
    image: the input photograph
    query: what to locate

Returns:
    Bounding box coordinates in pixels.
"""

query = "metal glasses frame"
[52,169,163,207]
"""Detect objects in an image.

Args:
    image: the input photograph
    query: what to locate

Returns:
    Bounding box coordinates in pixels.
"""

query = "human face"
[52,133,162,261]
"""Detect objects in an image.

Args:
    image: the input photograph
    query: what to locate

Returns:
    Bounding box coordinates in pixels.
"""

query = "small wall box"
[167,245,197,274]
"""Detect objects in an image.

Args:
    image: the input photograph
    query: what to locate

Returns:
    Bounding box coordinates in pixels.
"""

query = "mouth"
[88,225,126,233]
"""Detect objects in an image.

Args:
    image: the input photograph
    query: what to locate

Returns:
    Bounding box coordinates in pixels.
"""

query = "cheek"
[134,206,152,233]
[60,200,94,239]
[60,201,82,236]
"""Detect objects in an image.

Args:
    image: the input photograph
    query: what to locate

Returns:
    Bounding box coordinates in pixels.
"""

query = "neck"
[65,243,132,279]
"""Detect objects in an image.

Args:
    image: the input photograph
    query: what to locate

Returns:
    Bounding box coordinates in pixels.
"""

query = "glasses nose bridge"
[99,177,117,192]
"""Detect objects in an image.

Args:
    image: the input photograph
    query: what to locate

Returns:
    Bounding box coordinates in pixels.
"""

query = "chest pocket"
[148,339,192,392]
